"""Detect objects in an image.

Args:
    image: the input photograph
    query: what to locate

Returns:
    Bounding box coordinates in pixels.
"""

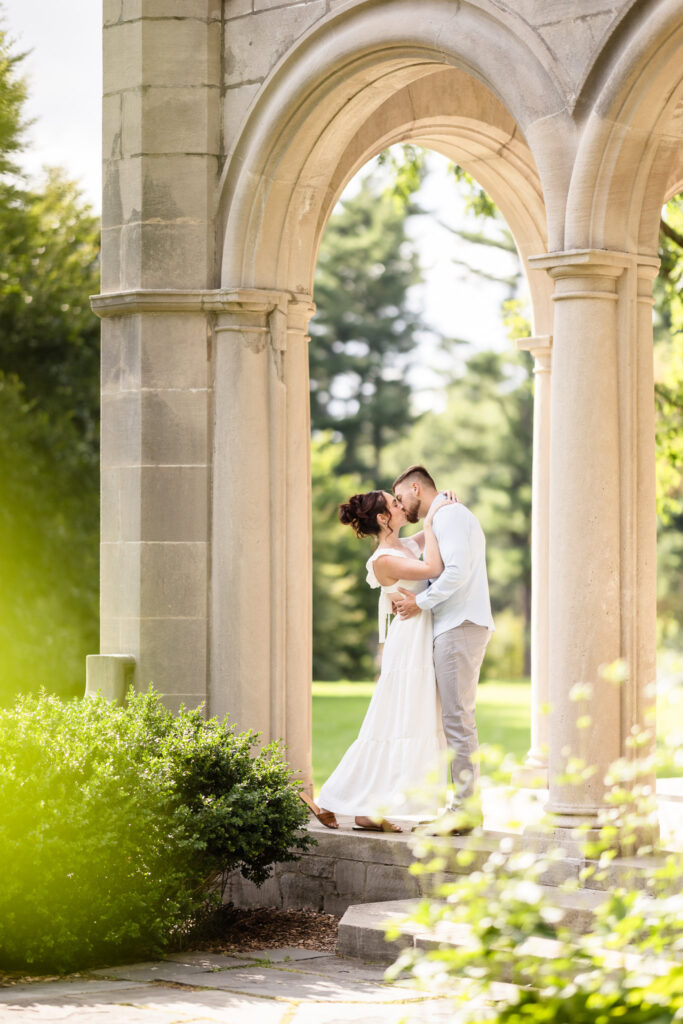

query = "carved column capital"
[516,334,552,374]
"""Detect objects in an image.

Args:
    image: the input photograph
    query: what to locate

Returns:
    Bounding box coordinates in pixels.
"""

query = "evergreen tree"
[310,171,423,479]
[384,347,533,677]
[0,21,100,701]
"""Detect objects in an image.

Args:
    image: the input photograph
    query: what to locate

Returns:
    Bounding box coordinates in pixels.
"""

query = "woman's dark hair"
[338,490,389,538]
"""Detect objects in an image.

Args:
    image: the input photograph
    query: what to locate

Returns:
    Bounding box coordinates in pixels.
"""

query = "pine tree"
[310,171,423,481]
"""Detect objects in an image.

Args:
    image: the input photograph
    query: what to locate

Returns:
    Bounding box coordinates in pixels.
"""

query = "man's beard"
[403,495,420,524]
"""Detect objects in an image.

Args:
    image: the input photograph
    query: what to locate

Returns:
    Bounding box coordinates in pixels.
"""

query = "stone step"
[337,886,614,963]
[228,817,673,917]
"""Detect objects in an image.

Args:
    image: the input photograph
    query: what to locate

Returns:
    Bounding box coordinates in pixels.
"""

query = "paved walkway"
[0,947,457,1023]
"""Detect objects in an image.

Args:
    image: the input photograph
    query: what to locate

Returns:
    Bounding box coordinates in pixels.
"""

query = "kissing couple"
[301,464,495,835]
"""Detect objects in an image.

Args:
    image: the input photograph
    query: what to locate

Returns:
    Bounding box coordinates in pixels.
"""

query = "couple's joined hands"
[393,490,458,619]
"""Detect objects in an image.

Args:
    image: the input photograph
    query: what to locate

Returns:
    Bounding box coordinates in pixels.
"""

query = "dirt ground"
[191,905,340,954]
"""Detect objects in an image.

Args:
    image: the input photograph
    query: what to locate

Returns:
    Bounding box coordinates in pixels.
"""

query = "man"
[392,465,494,833]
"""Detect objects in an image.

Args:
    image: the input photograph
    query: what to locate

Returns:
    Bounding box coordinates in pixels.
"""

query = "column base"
[511,759,548,789]
[531,803,660,857]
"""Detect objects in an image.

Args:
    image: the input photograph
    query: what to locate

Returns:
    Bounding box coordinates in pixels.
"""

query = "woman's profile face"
[383,491,407,530]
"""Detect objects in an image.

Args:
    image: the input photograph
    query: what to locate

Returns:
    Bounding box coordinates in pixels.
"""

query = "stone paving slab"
[0,977,144,1001]
[91,958,248,983]
[0,985,292,1022]
[156,963,426,1003]
[91,961,224,983]
[290,999,458,1023]
[0,948,458,1023]
[270,954,389,982]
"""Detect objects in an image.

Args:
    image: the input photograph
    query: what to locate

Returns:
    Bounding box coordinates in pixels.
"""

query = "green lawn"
[312,679,683,793]
[312,679,531,794]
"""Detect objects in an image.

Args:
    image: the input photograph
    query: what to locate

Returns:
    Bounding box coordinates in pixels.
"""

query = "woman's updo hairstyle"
[338,490,389,538]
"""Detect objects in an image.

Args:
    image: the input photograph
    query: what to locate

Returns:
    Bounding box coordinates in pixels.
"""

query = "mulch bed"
[187,905,340,954]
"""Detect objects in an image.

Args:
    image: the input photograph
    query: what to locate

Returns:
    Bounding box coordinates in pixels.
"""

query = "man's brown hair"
[392,465,437,491]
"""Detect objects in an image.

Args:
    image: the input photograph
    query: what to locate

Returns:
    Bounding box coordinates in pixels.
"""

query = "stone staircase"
[227,784,682,965]
[337,886,612,962]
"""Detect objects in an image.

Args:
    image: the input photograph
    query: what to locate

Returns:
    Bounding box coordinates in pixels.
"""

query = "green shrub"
[0,688,313,972]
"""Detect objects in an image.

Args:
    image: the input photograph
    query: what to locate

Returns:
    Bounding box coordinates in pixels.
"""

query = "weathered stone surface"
[224,0,251,19]
[120,221,213,290]
[223,2,327,87]
[110,466,208,543]
[139,542,207,618]
[139,314,210,390]
[299,854,335,879]
[323,893,358,917]
[309,829,417,868]
[122,88,220,157]
[121,0,222,19]
[280,871,328,912]
[139,616,208,686]
[366,864,420,902]
[335,858,366,896]
[223,82,261,152]
[227,869,282,908]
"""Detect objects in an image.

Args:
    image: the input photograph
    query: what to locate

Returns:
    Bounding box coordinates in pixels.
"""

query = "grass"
[312,678,683,793]
[312,678,531,794]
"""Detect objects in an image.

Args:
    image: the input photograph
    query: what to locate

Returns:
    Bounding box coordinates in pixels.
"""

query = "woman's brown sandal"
[299,791,339,829]
[353,817,402,833]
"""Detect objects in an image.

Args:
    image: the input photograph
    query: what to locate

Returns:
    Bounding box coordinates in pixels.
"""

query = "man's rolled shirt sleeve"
[415,505,471,611]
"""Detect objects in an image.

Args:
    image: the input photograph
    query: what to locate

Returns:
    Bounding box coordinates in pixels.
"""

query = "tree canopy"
[0,24,100,703]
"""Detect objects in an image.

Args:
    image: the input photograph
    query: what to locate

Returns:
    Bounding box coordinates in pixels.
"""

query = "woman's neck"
[377,531,403,549]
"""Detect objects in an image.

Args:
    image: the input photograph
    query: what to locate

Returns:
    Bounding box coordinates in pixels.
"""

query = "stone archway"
[93,0,682,834]
[211,3,571,791]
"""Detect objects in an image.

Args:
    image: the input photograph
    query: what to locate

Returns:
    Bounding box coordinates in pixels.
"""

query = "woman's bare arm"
[373,498,452,585]
[373,551,439,587]
[402,530,425,552]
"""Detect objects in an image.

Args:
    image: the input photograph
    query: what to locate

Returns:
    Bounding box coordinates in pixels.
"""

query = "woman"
[300,489,452,832]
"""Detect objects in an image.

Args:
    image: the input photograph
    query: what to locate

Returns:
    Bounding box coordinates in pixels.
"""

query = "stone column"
[528,250,639,828]
[284,299,317,790]
[210,290,315,791]
[513,336,552,789]
[621,263,659,778]
[92,293,214,712]
[96,1,220,709]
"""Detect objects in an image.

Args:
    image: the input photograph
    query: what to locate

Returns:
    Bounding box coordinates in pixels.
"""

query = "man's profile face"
[394,482,420,524]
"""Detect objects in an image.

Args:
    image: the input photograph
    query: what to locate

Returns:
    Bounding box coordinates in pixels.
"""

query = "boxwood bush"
[0,688,313,972]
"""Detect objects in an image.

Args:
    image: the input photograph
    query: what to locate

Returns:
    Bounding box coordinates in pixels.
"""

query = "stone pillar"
[621,263,659,775]
[96,1,220,709]
[211,290,315,791]
[513,336,552,789]
[92,294,213,712]
[528,249,658,830]
[284,300,317,787]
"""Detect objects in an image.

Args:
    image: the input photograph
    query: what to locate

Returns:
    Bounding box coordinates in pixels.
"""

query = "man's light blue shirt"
[415,497,495,639]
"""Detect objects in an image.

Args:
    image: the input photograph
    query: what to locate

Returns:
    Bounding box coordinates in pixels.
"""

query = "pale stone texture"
[223,2,327,87]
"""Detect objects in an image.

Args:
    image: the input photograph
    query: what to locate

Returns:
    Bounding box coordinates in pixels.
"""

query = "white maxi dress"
[317,541,446,819]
